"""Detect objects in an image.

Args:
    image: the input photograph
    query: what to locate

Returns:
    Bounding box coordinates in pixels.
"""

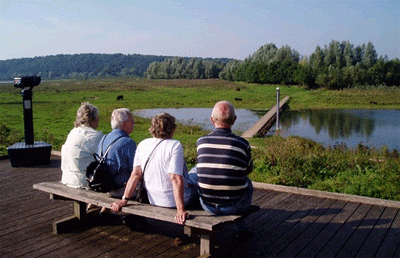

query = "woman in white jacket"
[61,102,104,189]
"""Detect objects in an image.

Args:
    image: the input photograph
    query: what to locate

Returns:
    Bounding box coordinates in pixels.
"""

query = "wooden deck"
[1,155,400,257]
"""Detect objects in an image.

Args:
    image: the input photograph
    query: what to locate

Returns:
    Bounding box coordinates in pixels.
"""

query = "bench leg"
[200,233,214,256]
[184,226,215,255]
[53,200,87,234]
[73,200,87,220]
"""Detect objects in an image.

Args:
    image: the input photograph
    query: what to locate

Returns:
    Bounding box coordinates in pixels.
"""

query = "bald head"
[211,101,236,128]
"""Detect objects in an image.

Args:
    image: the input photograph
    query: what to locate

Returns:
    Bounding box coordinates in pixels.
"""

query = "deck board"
[1,155,400,257]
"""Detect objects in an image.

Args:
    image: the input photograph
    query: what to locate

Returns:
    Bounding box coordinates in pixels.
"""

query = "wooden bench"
[33,182,259,256]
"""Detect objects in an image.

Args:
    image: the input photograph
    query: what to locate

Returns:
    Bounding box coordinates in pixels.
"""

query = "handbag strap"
[142,139,165,175]
[98,134,125,160]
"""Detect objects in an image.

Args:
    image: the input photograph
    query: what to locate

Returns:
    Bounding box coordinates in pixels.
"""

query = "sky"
[1,0,399,61]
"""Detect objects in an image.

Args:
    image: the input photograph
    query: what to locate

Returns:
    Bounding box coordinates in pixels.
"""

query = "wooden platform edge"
[253,181,400,209]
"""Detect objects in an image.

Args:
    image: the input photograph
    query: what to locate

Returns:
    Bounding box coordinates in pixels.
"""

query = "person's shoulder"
[119,135,136,146]
[167,138,183,148]
[92,130,104,142]
[90,128,104,137]
[233,134,251,147]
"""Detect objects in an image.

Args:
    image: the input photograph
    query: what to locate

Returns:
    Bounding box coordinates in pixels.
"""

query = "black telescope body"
[14,76,41,145]
[14,76,41,90]
[8,76,52,167]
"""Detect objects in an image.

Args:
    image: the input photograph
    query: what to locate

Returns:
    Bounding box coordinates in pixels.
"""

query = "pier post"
[276,87,280,131]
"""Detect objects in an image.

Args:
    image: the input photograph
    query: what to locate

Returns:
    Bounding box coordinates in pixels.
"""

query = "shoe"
[235,230,254,242]
[173,234,191,246]
[122,215,150,232]
[99,212,123,225]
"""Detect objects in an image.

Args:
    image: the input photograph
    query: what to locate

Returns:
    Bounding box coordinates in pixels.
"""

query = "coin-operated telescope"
[7,76,52,167]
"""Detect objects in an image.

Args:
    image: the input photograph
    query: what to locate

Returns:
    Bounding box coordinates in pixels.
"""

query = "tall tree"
[362,42,378,68]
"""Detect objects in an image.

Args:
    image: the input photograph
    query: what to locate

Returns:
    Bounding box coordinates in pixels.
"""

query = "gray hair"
[211,101,236,127]
[74,102,99,128]
[111,108,132,129]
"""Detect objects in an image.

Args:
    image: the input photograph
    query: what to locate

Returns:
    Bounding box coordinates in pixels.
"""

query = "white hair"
[211,101,236,127]
[111,108,131,129]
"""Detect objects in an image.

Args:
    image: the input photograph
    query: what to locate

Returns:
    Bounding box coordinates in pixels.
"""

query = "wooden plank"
[354,207,398,258]
[79,228,170,258]
[262,197,336,257]
[241,96,290,138]
[334,205,386,258]
[106,231,170,258]
[276,199,348,257]
[26,226,121,258]
[1,219,65,256]
[23,226,123,257]
[228,194,318,257]
[254,181,400,209]
[371,208,400,258]
[295,201,361,257]
[233,195,325,257]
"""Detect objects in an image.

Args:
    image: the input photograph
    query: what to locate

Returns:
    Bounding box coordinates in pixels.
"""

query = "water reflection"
[278,109,400,150]
[281,110,375,139]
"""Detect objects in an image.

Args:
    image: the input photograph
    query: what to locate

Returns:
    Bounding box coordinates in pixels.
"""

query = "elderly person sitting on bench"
[61,102,104,189]
[111,112,197,225]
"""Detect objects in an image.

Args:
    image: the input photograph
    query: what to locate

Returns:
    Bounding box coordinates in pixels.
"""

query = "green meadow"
[1,78,400,201]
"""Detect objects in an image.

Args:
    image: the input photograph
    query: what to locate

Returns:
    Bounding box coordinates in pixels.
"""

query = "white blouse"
[61,126,104,188]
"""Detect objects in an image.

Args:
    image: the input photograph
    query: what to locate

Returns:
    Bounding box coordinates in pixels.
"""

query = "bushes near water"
[250,136,400,201]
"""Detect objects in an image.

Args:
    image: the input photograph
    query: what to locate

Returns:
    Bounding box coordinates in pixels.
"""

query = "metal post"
[22,89,34,145]
[276,87,280,131]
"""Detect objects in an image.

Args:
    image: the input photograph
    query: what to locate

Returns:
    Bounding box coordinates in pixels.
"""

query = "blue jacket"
[97,129,136,189]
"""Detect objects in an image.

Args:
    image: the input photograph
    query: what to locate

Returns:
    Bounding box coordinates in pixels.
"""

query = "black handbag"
[86,135,124,192]
[135,139,165,203]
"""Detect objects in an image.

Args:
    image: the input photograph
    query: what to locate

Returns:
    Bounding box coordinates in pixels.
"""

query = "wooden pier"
[2,154,400,257]
[242,96,290,138]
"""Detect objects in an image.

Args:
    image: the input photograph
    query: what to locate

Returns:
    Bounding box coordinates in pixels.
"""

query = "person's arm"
[169,173,188,225]
[246,159,253,175]
[110,165,142,212]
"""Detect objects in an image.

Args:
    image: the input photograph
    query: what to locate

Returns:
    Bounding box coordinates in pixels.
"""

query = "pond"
[133,108,260,132]
[133,108,400,151]
[277,109,400,150]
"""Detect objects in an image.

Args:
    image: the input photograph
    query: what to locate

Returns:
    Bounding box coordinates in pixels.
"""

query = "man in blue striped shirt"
[196,101,254,215]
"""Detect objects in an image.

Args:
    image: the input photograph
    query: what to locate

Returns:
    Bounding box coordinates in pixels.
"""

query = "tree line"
[1,40,399,89]
[219,41,400,89]
[145,56,229,79]
[0,53,170,80]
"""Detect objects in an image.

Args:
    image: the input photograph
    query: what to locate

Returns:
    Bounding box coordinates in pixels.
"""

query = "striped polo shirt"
[196,128,253,205]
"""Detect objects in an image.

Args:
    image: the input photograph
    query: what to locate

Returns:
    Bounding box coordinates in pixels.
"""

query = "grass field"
[1,78,400,201]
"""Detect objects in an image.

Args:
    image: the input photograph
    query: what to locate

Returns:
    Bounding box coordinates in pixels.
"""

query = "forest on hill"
[1,40,399,89]
[0,53,172,80]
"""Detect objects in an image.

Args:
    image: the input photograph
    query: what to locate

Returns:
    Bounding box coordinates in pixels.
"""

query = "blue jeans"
[183,166,199,206]
[199,178,254,216]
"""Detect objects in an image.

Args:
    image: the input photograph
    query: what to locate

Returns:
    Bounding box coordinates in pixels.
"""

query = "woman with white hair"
[61,102,104,188]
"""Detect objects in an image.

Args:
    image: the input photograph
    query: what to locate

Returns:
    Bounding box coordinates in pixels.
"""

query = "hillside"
[0,53,174,80]
[0,53,231,80]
